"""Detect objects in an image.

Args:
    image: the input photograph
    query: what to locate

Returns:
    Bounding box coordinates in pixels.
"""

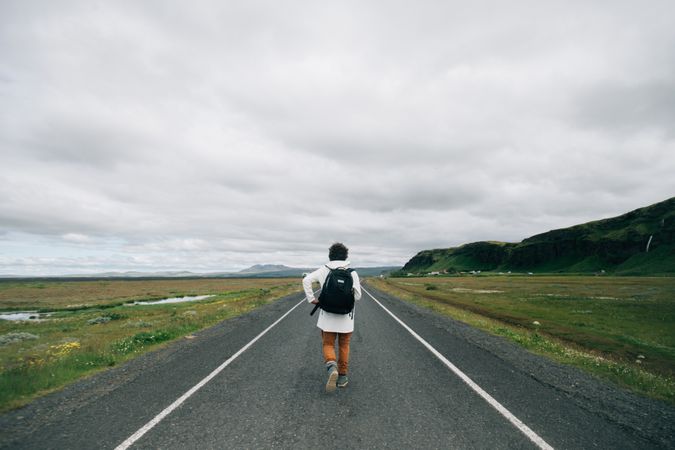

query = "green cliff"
[401,197,675,275]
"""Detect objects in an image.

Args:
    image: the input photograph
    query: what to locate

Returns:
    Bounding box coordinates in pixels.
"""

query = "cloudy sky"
[1,1,674,275]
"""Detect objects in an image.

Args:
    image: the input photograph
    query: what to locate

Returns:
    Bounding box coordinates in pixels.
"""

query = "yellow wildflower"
[48,341,81,358]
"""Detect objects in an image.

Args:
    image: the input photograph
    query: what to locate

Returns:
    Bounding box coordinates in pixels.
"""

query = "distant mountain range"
[237,264,292,274]
[0,265,400,280]
[401,197,675,275]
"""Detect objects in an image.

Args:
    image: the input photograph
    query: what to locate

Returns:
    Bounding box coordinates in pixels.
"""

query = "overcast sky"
[1,1,674,275]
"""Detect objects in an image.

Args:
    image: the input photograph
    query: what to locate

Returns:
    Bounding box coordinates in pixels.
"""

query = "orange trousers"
[321,331,352,375]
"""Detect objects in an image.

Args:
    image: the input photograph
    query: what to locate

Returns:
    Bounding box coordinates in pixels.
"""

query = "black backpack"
[310,266,355,315]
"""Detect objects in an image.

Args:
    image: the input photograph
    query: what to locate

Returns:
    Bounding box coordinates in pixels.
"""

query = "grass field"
[0,278,301,412]
[369,275,675,404]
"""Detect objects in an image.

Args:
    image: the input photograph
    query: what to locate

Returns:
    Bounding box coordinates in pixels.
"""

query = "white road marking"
[115,297,307,450]
[363,287,555,450]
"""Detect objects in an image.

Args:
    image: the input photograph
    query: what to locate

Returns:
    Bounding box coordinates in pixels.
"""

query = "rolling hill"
[401,197,675,275]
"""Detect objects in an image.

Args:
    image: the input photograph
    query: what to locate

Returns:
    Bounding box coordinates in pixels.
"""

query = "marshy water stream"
[131,295,215,305]
[0,311,51,321]
[0,295,216,320]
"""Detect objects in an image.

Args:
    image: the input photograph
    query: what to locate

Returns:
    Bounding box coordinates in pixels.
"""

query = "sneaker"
[325,363,338,393]
[337,375,348,388]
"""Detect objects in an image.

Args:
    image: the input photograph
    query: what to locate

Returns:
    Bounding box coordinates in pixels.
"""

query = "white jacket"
[302,260,362,333]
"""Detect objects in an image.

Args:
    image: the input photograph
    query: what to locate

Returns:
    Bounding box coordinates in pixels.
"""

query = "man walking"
[302,242,362,393]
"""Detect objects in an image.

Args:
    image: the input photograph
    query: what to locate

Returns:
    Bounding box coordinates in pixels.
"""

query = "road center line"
[115,297,307,450]
[363,287,554,450]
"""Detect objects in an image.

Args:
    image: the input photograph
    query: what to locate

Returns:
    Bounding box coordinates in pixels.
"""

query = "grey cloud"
[572,80,675,137]
[24,118,149,168]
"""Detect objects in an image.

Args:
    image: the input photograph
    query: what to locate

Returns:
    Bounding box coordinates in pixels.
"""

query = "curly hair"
[328,242,349,261]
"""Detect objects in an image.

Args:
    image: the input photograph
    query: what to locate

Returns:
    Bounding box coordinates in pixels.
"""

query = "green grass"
[0,279,301,412]
[369,276,675,404]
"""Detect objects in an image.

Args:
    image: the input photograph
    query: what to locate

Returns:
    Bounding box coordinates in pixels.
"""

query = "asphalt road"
[1,283,673,449]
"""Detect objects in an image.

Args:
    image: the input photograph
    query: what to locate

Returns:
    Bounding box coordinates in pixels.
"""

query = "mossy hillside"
[401,197,675,274]
[402,241,514,273]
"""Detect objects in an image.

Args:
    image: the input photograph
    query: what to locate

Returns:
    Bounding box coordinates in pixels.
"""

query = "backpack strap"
[310,266,333,315]
[325,265,352,272]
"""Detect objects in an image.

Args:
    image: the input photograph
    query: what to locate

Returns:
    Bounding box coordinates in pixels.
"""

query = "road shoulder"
[364,282,675,448]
